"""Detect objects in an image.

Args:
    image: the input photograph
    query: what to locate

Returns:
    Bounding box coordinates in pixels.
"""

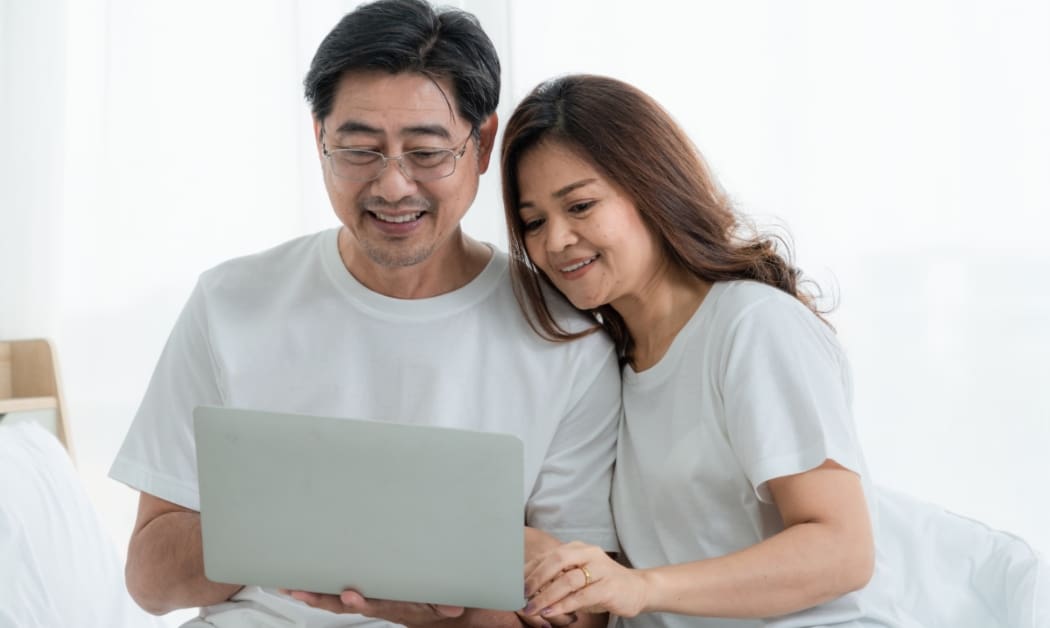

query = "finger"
[523,540,589,575]
[541,582,607,618]
[428,603,466,618]
[516,609,576,627]
[523,541,589,575]
[527,541,605,583]
[524,546,591,597]
[346,595,464,622]
[516,610,552,628]
[289,590,350,614]
[546,611,579,626]
[339,589,367,610]
[524,568,587,616]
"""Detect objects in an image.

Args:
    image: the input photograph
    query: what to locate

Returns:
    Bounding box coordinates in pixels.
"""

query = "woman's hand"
[519,528,583,627]
[522,541,650,620]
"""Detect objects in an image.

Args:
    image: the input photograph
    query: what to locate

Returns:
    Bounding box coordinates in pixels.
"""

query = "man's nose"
[371,156,417,199]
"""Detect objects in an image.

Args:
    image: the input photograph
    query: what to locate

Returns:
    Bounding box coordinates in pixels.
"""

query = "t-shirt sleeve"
[108,280,223,511]
[721,295,864,503]
[525,338,621,552]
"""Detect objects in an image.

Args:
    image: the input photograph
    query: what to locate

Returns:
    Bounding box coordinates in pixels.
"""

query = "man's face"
[315,71,495,271]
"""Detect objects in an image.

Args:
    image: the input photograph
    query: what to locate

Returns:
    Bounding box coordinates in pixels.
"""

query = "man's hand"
[287,589,464,626]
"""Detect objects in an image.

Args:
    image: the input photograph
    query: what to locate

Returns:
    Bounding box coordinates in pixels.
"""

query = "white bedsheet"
[0,421,165,628]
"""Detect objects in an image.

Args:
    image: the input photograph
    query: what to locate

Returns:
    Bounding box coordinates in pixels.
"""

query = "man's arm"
[126,491,242,614]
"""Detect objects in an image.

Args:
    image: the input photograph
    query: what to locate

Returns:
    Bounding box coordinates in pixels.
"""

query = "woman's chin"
[566,293,606,312]
[547,278,608,311]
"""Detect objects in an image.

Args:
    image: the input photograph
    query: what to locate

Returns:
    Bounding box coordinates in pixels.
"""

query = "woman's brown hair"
[501,74,826,362]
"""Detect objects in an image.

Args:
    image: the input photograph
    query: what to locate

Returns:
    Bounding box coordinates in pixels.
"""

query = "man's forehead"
[327,71,462,136]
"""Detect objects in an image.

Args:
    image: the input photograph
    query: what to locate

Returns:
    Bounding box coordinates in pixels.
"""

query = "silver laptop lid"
[194,406,525,610]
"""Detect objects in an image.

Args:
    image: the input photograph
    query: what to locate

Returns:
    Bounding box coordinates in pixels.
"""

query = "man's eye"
[338,150,381,166]
[406,150,449,167]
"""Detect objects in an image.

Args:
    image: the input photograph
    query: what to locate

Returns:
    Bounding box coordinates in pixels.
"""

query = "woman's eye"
[568,200,595,214]
[522,218,545,232]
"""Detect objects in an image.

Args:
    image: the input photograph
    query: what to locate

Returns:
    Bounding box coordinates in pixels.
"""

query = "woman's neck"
[613,263,711,372]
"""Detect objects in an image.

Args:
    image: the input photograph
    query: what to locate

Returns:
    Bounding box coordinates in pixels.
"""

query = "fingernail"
[523,602,535,614]
[543,623,552,628]
[541,607,553,616]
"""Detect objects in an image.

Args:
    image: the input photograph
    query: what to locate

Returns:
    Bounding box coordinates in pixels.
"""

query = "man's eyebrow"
[330,121,453,141]
[401,124,453,141]
[332,121,382,136]
[518,179,598,211]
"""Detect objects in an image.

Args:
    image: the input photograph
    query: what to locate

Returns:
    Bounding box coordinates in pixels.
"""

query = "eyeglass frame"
[320,127,473,183]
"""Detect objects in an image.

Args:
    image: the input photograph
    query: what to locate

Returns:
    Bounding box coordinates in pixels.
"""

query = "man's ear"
[475,113,499,174]
[312,117,325,160]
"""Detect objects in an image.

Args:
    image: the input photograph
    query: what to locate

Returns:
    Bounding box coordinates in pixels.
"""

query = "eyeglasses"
[321,129,471,183]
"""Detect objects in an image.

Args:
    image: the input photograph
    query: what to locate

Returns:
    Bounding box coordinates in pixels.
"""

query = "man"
[109,1,620,627]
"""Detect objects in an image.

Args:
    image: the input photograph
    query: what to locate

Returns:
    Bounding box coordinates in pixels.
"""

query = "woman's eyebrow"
[552,178,597,199]
[518,178,597,211]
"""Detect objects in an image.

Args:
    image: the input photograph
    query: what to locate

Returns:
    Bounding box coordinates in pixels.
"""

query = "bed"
[0,419,165,627]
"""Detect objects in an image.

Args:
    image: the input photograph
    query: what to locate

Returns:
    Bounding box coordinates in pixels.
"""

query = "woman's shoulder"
[707,280,834,346]
[708,280,810,324]
[711,280,844,365]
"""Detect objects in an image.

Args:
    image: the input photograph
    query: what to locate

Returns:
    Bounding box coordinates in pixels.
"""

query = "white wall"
[507,0,1050,555]
[2,1,1048,626]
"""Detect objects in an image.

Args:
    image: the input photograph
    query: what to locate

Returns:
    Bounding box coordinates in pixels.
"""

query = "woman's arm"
[523,460,873,620]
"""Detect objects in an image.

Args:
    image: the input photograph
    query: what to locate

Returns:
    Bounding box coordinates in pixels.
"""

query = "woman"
[502,75,915,627]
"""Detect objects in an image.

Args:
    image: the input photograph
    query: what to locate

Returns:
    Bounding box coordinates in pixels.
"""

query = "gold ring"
[579,565,592,587]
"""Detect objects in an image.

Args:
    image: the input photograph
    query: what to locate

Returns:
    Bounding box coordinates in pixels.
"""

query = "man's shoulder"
[198,229,331,292]
[542,285,604,335]
[501,283,614,363]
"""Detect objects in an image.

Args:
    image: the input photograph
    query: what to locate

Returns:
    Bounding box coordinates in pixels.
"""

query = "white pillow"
[876,487,1050,628]
[0,421,165,628]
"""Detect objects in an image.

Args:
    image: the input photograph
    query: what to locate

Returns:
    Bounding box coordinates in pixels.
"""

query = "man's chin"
[360,241,435,269]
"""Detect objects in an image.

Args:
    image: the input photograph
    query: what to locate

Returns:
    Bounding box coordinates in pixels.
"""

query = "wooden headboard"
[0,339,73,459]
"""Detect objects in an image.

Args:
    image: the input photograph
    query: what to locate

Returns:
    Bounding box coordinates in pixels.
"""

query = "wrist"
[638,567,662,614]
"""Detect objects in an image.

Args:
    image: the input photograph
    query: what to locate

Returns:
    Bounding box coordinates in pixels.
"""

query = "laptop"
[193,406,525,610]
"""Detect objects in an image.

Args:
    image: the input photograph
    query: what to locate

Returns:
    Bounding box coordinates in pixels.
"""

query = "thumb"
[430,604,466,617]
[339,589,367,608]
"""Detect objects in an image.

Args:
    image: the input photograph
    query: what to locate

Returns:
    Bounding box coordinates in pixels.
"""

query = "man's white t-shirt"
[110,228,621,628]
[612,281,920,628]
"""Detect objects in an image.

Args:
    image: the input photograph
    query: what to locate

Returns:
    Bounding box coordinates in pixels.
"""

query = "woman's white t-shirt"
[612,281,918,628]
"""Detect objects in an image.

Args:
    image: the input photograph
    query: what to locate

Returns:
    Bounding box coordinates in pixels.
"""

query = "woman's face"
[515,140,665,311]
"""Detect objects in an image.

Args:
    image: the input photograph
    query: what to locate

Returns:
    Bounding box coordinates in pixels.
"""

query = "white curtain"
[2,4,1047,626]
[1,1,66,339]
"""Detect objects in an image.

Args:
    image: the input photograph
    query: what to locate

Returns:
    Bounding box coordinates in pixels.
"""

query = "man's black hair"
[304,0,500,130]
